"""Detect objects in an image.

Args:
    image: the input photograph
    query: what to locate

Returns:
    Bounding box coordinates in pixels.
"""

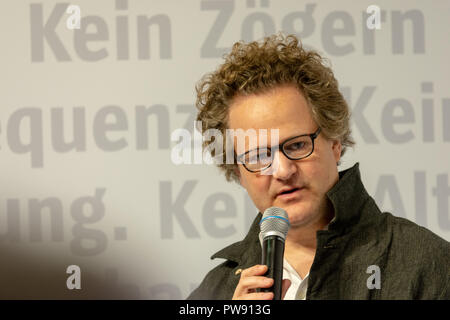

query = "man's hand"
[232,265,291,300]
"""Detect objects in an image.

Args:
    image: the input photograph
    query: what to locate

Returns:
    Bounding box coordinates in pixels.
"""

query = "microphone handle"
[260,235,285,300]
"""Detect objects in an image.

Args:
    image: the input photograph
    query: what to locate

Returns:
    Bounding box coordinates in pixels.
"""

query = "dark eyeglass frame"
[236,127,321,173]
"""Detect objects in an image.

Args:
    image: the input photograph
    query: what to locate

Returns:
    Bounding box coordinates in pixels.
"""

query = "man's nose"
[267,149,297,180]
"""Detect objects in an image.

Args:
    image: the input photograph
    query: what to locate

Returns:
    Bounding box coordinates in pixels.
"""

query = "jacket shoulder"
[187,214,262,300]
[383,212,450,299]
[384,213,449,253]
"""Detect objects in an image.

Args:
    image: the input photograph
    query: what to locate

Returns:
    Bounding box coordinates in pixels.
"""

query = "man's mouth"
[279,188,299,195]
[276,187,303,199]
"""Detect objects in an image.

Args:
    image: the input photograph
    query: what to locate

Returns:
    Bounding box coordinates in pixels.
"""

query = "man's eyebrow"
[239,135,290,154]
[238,139,282,155]
[239,146,268,155]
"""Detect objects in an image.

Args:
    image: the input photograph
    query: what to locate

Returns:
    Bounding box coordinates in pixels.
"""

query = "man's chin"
[286,215,313,228]
[274,200,303,212]
[283,205,317,227]
[262,201,314,224]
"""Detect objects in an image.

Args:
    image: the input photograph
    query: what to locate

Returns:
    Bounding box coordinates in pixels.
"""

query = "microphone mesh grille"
[260,207,290,240]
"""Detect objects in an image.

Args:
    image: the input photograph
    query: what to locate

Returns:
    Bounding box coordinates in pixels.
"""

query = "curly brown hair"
[196,33,355,183]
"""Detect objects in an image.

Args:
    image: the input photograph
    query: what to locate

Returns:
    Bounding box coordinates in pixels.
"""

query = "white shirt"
[282,258,309,300]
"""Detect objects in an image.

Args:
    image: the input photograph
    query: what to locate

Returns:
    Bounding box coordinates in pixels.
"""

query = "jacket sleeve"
[437,279,449,300]
[186,260,239,300]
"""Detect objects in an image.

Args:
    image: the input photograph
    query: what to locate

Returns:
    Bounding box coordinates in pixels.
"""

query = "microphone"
[259,207,290,300]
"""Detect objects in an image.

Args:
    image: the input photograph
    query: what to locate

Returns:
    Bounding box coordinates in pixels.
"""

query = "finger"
[281,279,291,300]
[241,265,268,278]
[233,276,273,298]
[232,265,270,299]
[239,276,273,292]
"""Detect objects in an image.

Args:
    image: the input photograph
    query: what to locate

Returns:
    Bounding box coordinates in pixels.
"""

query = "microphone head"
[259,207,290,241]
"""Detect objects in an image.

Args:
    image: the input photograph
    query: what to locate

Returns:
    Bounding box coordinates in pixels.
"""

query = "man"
[187,34,449,300]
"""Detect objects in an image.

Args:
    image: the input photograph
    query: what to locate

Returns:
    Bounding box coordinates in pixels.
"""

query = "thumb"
[281,279,291,300]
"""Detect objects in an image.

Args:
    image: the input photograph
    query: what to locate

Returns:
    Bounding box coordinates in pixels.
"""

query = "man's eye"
[258,151,272,162]
[245,149,271,163]
[289,142,305,150]
[244,151,259,163]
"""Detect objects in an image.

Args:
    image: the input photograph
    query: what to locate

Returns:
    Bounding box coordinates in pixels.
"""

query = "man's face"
[228,84,342,228]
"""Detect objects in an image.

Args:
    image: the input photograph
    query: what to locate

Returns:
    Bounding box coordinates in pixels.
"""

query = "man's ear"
[233,165,245,187]
[332,140,342,163]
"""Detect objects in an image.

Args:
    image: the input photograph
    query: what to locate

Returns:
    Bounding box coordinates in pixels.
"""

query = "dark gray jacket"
[187,163,450,299]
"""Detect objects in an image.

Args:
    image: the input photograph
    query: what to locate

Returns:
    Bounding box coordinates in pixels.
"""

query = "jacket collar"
[211,162,371,263]
[326,162,372,232]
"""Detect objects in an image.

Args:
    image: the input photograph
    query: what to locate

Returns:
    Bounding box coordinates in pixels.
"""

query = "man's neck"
[283,203,334,278]
[285,200,334,249]
[285,217,330,252]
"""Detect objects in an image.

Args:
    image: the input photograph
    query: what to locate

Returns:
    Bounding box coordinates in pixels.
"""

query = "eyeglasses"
[236,128,321,173]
